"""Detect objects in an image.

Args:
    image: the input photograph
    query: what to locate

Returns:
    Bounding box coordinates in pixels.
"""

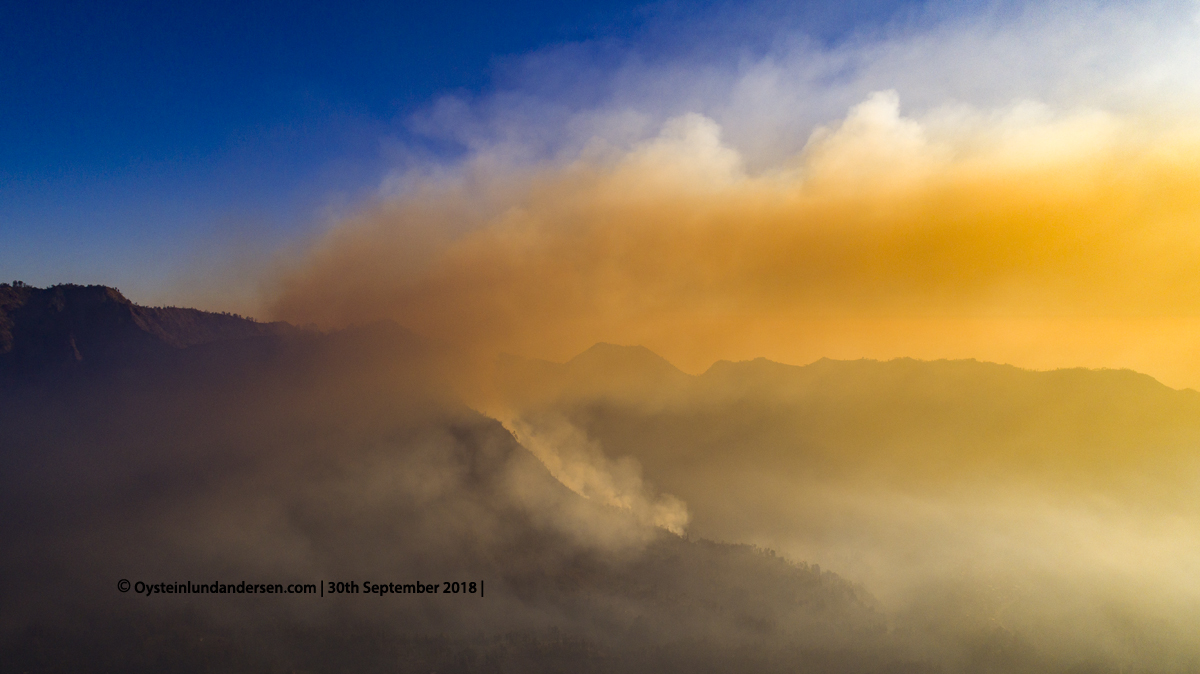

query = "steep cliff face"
[0,283,293,378]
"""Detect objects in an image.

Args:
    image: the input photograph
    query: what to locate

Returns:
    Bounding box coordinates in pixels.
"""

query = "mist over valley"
[3,284,1197,672]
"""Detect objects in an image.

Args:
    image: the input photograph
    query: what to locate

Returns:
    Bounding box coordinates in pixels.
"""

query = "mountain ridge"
[0,282,298,378]
[497,341,1196,413]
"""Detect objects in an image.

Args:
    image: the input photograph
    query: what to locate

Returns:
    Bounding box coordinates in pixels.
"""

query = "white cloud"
[393,0,1200,179]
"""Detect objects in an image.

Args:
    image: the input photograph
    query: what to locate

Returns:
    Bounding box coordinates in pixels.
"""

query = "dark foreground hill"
[0,283,297,379]
[1,285,935,674]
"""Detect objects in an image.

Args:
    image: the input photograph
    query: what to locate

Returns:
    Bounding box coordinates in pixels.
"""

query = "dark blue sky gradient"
[3,0,646,174]
[0,0,963,296]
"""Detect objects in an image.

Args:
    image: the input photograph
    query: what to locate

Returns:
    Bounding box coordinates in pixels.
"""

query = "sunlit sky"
[5,1,1200,388]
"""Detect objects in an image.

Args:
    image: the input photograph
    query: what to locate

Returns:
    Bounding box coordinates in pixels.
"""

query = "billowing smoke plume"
[501,413,689,535]
[266,1,1200,388]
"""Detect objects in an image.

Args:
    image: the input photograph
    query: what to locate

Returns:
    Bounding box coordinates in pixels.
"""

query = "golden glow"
[270,93,1200,388]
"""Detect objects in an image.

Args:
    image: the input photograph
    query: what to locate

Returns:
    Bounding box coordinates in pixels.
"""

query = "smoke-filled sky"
[7,0,1200,387]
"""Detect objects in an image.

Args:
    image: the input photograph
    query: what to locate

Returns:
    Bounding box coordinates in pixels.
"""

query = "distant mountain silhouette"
[498,343,692,408]
[566,343,687,381]
[498,345,1200,492]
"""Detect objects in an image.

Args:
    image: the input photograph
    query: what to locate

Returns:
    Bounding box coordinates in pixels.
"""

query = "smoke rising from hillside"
[493,350,1200,670]
[502,413,689,536]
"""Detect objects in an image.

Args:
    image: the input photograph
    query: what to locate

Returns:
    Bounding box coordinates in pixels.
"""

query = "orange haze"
[270,93,1200,389]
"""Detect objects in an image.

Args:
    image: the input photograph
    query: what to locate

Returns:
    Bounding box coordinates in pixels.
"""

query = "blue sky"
[6,1,1200,387]
[0,0,967,298]
[5,1,1197,307]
